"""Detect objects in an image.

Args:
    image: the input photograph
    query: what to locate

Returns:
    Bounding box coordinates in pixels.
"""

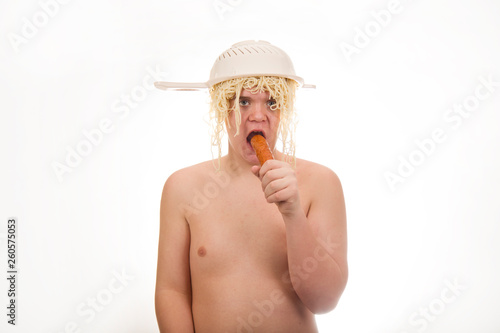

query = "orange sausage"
[250,134,274,166]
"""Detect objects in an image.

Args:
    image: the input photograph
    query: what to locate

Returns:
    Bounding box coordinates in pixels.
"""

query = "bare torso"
[181,156,318,332]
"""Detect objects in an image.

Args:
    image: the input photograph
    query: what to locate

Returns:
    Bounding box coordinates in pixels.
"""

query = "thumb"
[251,165,261,177]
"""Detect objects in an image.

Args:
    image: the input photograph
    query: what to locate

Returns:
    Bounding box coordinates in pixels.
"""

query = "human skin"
[155,88,348,332]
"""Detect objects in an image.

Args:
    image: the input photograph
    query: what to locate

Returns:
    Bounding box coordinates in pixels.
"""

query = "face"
[226,88,280,165]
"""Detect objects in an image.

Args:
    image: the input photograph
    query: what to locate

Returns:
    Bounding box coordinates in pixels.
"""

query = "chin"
[244,154,260,165]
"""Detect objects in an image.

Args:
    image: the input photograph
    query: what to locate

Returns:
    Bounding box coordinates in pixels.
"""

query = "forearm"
[155,289,194,333]
[283,211,347,314]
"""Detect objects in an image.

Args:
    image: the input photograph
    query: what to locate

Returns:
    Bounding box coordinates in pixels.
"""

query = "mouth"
[246,131,265,144]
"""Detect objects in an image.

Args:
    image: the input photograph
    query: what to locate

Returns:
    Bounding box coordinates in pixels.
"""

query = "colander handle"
[154,81,208,91]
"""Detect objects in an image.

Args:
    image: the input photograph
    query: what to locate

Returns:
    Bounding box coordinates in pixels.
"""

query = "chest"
[187,178,291,276]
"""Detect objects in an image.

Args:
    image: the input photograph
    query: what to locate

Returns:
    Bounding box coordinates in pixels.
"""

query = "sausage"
[250,134,274,166]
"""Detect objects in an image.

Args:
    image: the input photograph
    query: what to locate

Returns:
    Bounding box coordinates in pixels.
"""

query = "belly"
[191,274,317,333]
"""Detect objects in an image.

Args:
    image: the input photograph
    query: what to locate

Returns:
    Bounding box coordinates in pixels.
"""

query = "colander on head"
[154,40,315,91]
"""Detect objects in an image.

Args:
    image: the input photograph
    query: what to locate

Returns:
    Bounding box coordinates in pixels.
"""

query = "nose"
[248,102,266,122]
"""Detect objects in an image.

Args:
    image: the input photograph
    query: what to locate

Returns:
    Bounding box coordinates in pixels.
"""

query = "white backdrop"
[1,0,500,332]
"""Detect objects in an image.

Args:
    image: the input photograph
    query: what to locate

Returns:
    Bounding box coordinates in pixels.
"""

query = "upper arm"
[307,166,348,281]
[156,171,192,296]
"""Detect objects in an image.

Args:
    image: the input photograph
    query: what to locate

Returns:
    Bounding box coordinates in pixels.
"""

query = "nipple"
[197,246,207,257]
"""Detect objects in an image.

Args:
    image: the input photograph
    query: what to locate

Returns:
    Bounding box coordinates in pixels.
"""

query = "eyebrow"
[239,93,254,99]
[237,93,275,100]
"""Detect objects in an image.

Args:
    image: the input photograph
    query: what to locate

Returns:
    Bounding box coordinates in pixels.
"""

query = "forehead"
[239,88,271,99]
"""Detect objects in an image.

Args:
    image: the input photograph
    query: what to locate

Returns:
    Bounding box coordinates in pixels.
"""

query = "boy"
[154,40,347,332]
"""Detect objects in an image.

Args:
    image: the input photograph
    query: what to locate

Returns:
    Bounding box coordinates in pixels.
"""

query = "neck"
[222,146,255,177]
[221,144,285,177]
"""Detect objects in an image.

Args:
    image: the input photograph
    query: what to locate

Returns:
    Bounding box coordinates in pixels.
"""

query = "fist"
[252,160,302,217]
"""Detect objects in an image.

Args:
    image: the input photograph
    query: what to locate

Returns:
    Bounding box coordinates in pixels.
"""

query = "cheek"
[270,112,281,127]
[225,112,240,137]
[225,108,234,127]
[230,109,244,128]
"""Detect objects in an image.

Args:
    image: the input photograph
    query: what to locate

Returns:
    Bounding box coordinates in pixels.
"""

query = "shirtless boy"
[154,41,348,332]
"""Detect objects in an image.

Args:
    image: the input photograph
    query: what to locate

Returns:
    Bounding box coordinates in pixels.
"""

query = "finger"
[263,178,289,200]
[261,167,291,188]
[259,159,282,177]
[265,184,294,204]
[251,165,261,177]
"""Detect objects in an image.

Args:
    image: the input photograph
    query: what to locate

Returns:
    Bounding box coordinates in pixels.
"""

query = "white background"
[1,0,500,332]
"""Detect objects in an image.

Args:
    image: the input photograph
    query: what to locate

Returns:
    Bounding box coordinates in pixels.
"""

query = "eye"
[239,99,249,107]
[267,99,277,107]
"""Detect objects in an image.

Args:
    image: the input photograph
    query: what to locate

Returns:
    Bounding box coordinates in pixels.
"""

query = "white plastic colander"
[154,40,315,91]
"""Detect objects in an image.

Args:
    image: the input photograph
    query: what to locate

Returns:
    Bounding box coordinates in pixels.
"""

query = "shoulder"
[295,158,342,187]
[294,157,344,204]
[162,160,215,199]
